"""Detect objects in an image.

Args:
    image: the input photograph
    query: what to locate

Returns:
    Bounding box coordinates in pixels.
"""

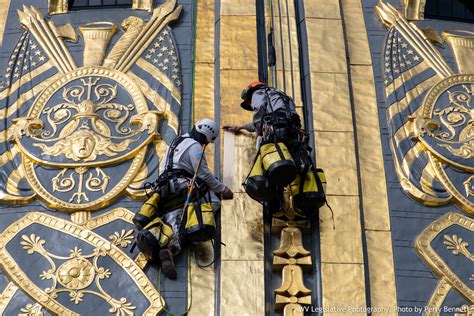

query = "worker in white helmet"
[158,118,233,279]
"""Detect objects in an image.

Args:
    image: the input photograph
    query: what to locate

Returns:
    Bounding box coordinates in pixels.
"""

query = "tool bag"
[133,136,197,231]
[260,142,297,187]
[290,168,327,215]
[135,216,174,262]
[289,141,313,174]
[181,192,216,242]
[133,192,161,230]
[243,152,275,202]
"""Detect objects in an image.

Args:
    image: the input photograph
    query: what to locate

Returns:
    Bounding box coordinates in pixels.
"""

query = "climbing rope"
[190,0,199,129]
[157,253,193,316]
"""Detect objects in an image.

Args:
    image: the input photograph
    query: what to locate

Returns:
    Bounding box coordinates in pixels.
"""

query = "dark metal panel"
[213,0,222,313]
[0,271,8,293]
[425,0,474,23]
[68,0,134,8]
[256,0,268,84]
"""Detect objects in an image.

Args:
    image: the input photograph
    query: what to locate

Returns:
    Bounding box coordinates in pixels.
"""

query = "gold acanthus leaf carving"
[441,142,474,159]
[51,167,110,204]
[9,117,44,141]
[411,116,440,140]
[430,88,474,159]
[109,229,134,248]
[20,234,47,255]
[19,303,44,316]
[131,111,164,135]
[444,234,474,261]
[464,176,474,197]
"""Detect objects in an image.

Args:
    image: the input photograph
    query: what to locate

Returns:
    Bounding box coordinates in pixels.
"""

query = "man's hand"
[220,186,234,200]
[223,125,243,133]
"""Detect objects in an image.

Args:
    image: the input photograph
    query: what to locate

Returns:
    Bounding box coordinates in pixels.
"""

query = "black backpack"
[261,89,312,173]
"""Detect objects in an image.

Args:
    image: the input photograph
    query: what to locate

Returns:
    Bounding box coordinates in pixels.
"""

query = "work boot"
[159,249,177,279]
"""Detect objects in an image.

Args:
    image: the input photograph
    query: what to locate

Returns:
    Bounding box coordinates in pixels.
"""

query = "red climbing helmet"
[240,81,266,111]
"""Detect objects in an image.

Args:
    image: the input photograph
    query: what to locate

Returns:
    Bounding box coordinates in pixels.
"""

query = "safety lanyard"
[165,136,190,173]
[182,143,207,211]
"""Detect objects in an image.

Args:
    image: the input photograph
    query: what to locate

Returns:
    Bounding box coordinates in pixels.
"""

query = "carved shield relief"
[376,2,474,212]
[1,0,183,210]
[416,212,474,303]
[417,75,474,211]
[0,210,163,315]
[13,67,159,210]
[0,0,190,313]
[377,1,474,312]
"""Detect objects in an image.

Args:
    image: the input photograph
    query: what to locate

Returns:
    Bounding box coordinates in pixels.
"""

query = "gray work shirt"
[160,134,226,194]
[244,87,297,134]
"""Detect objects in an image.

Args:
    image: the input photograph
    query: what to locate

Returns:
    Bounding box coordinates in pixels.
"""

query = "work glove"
[221,186,234,200]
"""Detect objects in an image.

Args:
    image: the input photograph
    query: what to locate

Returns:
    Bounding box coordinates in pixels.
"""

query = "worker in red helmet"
[224,82,312,214]
[239,81,267,111]
[225,81,267,136]
[223,81,301,148]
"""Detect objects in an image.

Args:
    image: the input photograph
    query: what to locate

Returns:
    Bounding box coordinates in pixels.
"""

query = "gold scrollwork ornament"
[19,303,44,316]
[272,204,313,314]
[0,211,164,315]
[12,67,163,211]
[412,74,474,212]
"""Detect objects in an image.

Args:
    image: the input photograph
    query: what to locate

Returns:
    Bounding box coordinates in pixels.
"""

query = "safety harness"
[150,136,194,194]
[260,88,301,144]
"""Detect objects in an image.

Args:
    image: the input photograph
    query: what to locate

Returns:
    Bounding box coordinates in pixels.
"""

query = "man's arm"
[222,122,255,133]
[188,144,232,199]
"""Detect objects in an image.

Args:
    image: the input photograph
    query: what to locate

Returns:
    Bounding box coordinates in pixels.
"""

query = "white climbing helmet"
[195,118,219,143]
